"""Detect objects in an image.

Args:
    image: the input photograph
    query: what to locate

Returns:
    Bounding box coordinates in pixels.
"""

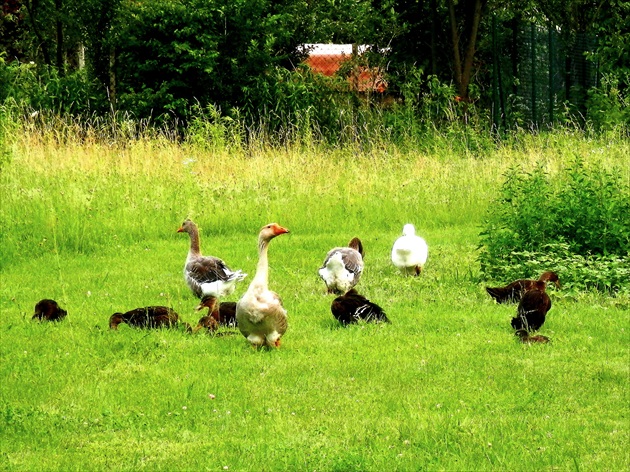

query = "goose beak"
[177,227,184,233]
[273,224,289,235]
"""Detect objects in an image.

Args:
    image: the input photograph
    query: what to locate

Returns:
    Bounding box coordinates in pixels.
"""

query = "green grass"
[1,130,629,471]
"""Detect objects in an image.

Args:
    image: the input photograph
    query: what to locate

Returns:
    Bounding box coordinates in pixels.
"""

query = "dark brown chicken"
[515,329,551,344]
[109,306,182,330]
[32,299,67,321]
[486,271,559,304]
[511,280,552,333]
[193,300,238,333]
[331,289,390,325]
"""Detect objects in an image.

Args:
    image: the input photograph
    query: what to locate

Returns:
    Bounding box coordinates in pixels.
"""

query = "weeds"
[479,157,630,291]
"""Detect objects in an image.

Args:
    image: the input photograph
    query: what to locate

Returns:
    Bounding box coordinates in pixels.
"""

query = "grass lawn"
[1,132,628,471]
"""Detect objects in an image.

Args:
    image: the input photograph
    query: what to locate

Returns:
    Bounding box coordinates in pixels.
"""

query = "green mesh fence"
[491,16,598,130]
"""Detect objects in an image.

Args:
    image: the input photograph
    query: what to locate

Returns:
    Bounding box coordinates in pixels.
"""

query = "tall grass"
[1,117,629,471]
[1,112,516,269]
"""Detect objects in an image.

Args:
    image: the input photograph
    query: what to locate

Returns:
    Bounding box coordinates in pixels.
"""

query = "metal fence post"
[548,23,554,126]
[492,14,500,132]
[531,22,537,128]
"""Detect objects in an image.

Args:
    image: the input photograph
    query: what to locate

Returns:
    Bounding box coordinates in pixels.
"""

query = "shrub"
[479,157,630,292]
[485,243,630,295]
[241,66,354,146]
[586,73,630,131]
[1,60,107,116]
[185,103,245,151]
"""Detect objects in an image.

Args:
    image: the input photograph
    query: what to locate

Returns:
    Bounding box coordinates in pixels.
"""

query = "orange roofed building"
[299,44,387,93]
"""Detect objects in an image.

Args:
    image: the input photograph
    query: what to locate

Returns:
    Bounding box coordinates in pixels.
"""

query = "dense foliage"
[1,0,628,136]
[479,158,630,292]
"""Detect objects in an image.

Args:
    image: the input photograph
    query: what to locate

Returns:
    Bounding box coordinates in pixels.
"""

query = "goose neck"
[188,227,201,256]
[252,237,271,287]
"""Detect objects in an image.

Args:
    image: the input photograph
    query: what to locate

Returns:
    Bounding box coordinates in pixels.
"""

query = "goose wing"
[339,248,364,275]
[320,248,364,275]
[486,279,537,303]
[186,256,234,283]
[123,306,179,328]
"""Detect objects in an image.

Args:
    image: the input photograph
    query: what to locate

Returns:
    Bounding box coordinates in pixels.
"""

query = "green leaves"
[479,156,630,292]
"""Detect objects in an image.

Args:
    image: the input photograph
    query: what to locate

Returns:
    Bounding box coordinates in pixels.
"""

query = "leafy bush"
[586,73,630,131]
[0,59,106,116]
[485,243,630,295]
[479,157,630,292]
[113,0,302,124]
[185,103,245,151]
[241,65,409,148]
[241,66,346,144]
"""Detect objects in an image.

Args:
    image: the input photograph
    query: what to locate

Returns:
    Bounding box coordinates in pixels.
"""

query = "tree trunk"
[78,43,85,70]
[448,0,484,102]
[25,0,51,66]
[430,0,437,75]
[460,0,483,98]
[55,0,64,75]
[109,48,116,111]
[510,15,519,98]
[448,0,463,95]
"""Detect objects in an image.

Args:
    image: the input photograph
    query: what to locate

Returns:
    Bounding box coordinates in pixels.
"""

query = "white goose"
[391,224,428,276]
[236,223,289,348]
[318,237,364,294]
[178,219,247,314]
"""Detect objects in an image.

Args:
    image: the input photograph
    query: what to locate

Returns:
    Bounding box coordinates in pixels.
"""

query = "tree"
[75,0,121,105]
[447,0,487,103]
[17,0,85,70]
[109,0,310,120]
[591,0,630,80]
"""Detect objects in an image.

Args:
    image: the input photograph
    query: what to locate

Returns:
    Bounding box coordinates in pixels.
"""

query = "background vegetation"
[479,153,630,292]
[1,0,629,133]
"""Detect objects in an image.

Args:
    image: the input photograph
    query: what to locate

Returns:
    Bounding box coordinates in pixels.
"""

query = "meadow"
[1,128,629,471]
